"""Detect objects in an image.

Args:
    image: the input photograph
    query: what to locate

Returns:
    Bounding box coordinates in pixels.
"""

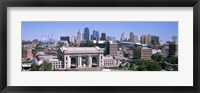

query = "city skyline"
[22,21,178,42]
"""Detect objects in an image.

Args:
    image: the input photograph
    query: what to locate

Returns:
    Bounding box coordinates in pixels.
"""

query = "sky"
[22,21,178,42]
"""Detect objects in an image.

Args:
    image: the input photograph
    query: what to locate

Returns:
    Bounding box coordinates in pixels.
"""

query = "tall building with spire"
[77,30,82,45]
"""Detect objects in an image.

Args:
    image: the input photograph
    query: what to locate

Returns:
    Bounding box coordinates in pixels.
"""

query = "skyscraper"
[134,35,139,43]
[130,32,134,42]
[151,36,160,45]
[82,33,84,42]
[141,35,146,44]
[71,35,75,43]
[100,33,106,40]
[83,27,90,41]
[91,35,94,40]
[96,31,99,41]
[141,34,152,45]
[92,30,99,41]
[77,30,81,45]
[141,34,159,45]
[147,34,152,45]
[120,32,126,41]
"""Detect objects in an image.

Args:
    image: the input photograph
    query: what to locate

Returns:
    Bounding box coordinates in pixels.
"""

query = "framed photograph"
[0,0,200,93]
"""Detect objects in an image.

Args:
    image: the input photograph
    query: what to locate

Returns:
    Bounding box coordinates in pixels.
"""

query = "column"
[64,55,67,69]
[88,55,92,67]
[98,54,101,67]
[67,56,71,68]
[78,55,82,68]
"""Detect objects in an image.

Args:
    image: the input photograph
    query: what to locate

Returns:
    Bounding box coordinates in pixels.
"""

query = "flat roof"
[60,46,103,54]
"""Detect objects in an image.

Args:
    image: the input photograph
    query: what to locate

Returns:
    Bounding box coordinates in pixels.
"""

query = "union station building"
[55,46,120,70]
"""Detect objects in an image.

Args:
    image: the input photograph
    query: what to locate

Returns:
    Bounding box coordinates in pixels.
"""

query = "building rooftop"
[48,58,61,62]
[119,42,135,44]
[142,47,152,49]
[103,55,114,59]
[60,46,103,54]
[38,55,58,60]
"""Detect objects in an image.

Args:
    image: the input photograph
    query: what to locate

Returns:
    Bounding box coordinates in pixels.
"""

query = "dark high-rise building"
[151,36,160,45]
[60,36,70,44]
[91,35,94,40]
[83,27,90,41]
[96,31,99,41]
[130,32,134,42]
[92,30,99,41]
[100,33,106,40]
[169,42,177,56]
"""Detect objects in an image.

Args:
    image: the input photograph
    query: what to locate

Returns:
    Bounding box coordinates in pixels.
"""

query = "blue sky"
[22,21,178,42]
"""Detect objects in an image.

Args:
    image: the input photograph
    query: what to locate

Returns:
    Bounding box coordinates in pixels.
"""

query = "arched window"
[71,58,76,65]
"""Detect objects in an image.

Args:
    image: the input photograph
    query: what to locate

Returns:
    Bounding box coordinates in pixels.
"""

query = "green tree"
[119,63,123,68]
[136,60,162,71]
[128,63,136,71]
[166,56,178,64]
[129,45,141,59]
[30,63,40,71]
[40,61,52,71]
[137,65,146,71]
[30,60,52,71]
[35,44,43,51]
[151,54,164,62]
[146,62,162,71]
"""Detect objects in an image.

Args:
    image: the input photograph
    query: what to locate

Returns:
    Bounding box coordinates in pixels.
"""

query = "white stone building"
[49,58,62,70]
[57,46,104,69]
[55,46,121,69]
[102,55,119,67]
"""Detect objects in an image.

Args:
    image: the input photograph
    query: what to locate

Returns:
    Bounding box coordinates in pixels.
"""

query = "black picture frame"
[0,0,200,93]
